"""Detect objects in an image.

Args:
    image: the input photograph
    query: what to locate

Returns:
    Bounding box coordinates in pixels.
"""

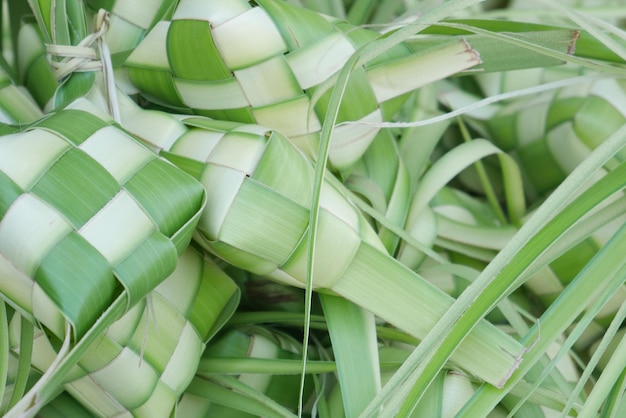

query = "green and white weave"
[84,0,179,65]
[0,109,205,340]
[11,246,239,417]
[124,0,481,170]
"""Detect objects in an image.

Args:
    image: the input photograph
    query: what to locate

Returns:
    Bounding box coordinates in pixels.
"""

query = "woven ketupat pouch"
[0,108,205,339]
[13,246,239,417]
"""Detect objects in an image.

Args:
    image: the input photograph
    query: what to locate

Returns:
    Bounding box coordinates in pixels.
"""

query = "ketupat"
[123,0,482,171]
[9,246,239,417]
[83,0,179,65]
[0,105,212,417]
[4,2,624,414]
[0,108,205,341]
[113,97,525,388]
[439,66,626,202]
[481,70,626,201]
[16,0,176,110]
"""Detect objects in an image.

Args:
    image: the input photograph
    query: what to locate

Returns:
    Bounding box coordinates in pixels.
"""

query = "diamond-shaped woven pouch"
[12,246,239,417]
[157,115,369,289]
[124,0,479,170]
[146,115,524,387]
[0,108,205,340]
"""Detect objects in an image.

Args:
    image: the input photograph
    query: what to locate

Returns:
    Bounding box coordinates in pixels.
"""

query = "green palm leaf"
[0,61,42,125]
[441,67,626,352]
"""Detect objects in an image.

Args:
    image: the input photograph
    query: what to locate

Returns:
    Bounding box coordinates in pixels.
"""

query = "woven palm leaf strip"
[124,0,481,170]
[15,19,58,109]
[0,108,205,342]
[10,246,239,417]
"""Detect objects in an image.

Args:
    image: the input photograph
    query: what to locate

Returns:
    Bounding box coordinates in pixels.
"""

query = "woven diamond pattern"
[85,0,179,64]
[156,117,372,291]
[124,0,430,169]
